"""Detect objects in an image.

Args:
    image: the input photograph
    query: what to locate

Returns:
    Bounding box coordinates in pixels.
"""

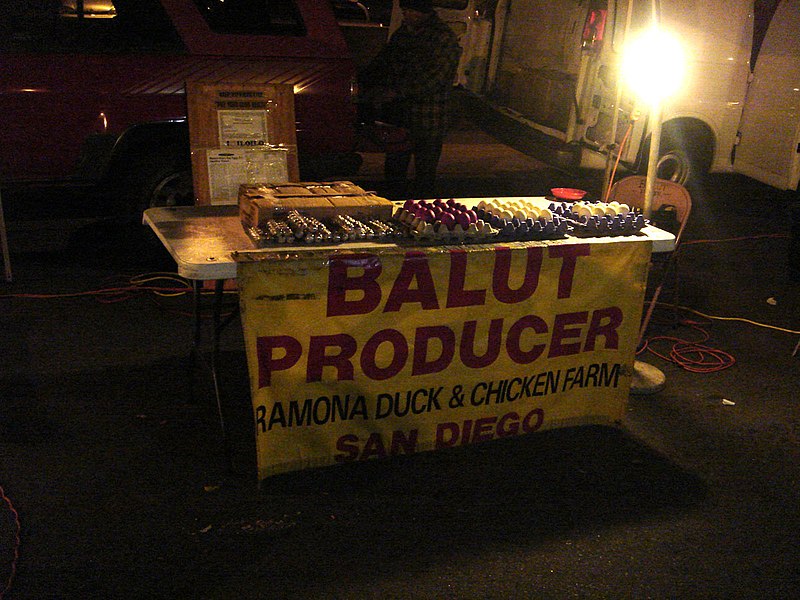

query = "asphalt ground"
[1,104,799,598]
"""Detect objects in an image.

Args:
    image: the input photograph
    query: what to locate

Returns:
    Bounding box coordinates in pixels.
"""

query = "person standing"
[359,0,461,199]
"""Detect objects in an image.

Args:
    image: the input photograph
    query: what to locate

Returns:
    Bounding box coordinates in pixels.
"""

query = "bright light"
[621,27,686,106]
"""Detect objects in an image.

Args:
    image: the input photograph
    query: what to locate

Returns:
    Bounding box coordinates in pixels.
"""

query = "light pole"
[621,10,686,217]
[620,5,686,393]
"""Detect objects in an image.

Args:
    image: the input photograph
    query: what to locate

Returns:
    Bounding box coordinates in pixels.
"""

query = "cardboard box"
[239,181,394,229]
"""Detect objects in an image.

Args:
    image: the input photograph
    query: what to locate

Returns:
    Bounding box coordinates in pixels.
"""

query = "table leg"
[211,279,233,471]
[188,280,203,403]
[187,279,234,471]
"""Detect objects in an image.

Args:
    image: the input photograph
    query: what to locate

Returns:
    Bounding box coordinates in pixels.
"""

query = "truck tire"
[639,120,713,191]
[111,152,194,215]
[140,163,194,211]
[102,121,193,215]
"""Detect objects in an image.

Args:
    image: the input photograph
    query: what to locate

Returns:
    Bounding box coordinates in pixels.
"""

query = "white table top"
[144,201,676,281]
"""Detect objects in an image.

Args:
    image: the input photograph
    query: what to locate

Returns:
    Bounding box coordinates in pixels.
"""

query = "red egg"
[439,212,456,230]
[455,211,471,228]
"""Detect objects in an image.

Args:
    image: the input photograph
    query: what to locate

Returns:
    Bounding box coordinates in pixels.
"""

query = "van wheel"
[655,146,692,184]
[639,121,713,190]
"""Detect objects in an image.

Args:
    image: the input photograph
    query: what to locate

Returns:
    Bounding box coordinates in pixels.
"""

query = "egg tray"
[563,212,649,237]
[394,212,569,245]
[550,201,649,237]
[394,198,571,245]
[392,199,488,244]
[473,198,573,241]
[245,211,406,247]
[243,200,646,247]
[474,207,571,241]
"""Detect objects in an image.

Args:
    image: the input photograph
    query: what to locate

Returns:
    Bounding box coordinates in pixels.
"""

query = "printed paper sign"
[238,239,651,480]
[206,149,288,205]
[217,109,269,148]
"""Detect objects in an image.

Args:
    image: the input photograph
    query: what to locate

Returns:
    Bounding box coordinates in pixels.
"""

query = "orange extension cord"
[637,315,736,373]
[0,485,20,600]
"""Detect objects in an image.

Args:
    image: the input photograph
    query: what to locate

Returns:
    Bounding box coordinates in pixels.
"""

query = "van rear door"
[733,0,800,191]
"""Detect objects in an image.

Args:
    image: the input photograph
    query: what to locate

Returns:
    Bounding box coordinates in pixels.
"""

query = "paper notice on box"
[206,149,289,205]
[218,109,269,148]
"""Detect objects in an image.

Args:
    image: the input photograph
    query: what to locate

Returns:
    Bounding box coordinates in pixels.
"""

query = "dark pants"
[384,131,445,200]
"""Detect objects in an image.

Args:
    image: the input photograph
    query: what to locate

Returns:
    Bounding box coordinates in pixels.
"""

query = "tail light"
[582,9,607,50]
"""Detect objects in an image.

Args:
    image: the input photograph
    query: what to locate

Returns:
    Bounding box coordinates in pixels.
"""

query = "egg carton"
[247,211,406,246]
[473,199,571,241]
[559,201,648,237]
[394,199,498,244]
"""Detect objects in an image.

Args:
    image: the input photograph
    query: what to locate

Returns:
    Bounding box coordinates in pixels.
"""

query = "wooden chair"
[606,175,693,343]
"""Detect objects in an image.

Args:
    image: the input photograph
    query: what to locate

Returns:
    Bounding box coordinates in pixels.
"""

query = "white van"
[405,0,800,193]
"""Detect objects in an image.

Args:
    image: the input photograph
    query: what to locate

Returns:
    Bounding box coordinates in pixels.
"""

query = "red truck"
[0,0,362,213]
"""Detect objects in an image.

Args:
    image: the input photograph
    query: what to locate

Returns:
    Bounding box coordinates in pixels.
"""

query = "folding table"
[144,203,676,473]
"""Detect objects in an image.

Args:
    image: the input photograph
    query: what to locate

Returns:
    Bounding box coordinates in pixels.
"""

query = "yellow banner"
[238,239,651,480]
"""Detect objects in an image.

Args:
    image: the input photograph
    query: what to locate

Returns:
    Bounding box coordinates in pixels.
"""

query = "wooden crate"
[239,181,394,228]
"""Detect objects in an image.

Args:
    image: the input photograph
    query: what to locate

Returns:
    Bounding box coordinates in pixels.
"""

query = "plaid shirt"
[362,13,461,138]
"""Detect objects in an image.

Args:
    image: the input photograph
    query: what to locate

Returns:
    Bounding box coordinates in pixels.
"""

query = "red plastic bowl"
[551,187,588,200]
